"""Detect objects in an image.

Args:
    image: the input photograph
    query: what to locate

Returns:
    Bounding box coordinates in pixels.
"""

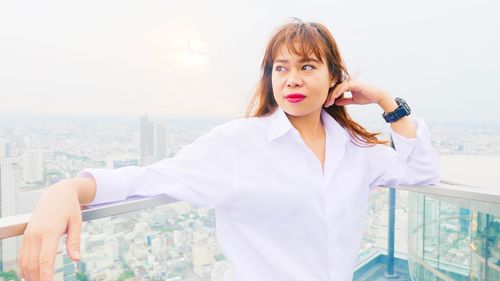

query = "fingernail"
[73,250,80,260]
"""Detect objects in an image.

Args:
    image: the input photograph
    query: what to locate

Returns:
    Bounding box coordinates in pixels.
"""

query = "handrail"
[0,195,179,240]
[393,180,499,204]
[0,181,498,240]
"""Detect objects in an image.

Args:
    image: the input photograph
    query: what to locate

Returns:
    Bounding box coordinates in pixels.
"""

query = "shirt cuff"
[75,168,133,206]
[390,116,431,162]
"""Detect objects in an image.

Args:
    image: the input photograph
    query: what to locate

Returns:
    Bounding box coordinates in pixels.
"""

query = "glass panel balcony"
[1,179,498,281]
[406,191,499,281]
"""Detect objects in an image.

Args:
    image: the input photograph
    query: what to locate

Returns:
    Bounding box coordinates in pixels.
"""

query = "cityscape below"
[0,113,499,280]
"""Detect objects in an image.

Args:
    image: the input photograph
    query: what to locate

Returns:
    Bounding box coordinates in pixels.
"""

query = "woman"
[19,19,440,281]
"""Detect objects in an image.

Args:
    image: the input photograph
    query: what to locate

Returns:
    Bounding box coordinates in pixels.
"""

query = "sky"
[0,0,499,123]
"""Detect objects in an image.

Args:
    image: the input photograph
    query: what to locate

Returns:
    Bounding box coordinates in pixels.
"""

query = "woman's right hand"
[19,178,95,281]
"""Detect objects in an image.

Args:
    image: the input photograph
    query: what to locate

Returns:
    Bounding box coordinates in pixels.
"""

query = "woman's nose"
[286,71,303,88]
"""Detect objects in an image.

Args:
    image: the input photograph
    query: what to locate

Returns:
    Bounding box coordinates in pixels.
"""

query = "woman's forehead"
[273,46,322,62]
[272,41,324,63]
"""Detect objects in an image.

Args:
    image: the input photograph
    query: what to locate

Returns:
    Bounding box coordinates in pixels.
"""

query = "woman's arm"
[77,123,236,208]
[326,79,416,139]
[366,115,441,190]
[19,122,235,280]
[377,94,417,139]
[20,179,89,281]
[75,177,97,205]
[323,79,441,189]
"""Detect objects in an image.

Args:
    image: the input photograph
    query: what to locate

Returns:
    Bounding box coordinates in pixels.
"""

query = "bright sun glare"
[172,38,209,67]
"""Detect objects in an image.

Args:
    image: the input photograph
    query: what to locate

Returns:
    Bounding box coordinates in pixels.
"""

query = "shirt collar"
[267,107,294,142]
[267,107,349,144]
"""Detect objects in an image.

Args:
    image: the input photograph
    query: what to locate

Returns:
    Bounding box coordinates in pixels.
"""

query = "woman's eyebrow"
[274,57,321,64]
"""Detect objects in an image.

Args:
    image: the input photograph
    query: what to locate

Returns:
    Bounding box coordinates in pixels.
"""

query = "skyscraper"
[140,115,167,166]
[140,115,155,166]
[0,158,21,271]
[22,149,44,183]
[153,123,167,162]
[0,138,5,158]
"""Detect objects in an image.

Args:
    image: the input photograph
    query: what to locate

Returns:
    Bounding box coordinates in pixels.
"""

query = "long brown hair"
[245,19,388,146]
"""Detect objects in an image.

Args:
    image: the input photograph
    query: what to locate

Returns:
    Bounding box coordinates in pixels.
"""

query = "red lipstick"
[284,93,306,103]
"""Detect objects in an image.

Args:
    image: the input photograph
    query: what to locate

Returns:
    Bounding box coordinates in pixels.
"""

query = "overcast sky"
[0,0,498,123]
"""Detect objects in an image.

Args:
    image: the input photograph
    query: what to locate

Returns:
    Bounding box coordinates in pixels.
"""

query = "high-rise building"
[22,149,44,183]
[140,115,155,166]
[140,115,167,166]
[0,138,5,158]
[0,158,21,271]
[154,123,167,162]
[3,134,23,158]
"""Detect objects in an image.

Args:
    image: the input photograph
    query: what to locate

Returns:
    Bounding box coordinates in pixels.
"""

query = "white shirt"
[78,107,440,281]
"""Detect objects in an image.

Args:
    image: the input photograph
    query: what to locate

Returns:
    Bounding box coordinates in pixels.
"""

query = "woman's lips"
[285,97,305,103]
[285,93,305,103]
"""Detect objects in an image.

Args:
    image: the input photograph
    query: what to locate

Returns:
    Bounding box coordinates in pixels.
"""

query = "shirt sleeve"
[367,116,441,191]
[76,124,236,209]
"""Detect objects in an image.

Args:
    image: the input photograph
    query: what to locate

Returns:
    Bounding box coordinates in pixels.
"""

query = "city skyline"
[0,113,499,280]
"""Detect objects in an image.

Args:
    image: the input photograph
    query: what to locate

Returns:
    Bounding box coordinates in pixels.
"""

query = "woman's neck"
[285,109,325,142]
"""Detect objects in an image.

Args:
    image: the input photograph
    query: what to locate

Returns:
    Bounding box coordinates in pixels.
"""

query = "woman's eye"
[302,65,315,71]
[274,65,286,72]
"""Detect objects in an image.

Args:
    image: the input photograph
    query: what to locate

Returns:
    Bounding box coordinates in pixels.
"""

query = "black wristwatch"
[382,97,411,123]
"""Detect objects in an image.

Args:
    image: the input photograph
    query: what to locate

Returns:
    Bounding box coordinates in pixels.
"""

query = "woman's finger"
[335,97,355,106]
[346,79,357,93]
[66,215,82,261]
[325,91,343,107]
[333,80,351,97]
[19,234,30,280]
[27,233,41,281]
[38,235,59,281]
[324,92,335,107]
[326,80,351,107]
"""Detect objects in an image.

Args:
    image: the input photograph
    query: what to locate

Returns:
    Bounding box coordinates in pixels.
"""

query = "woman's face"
[271,44,335,118]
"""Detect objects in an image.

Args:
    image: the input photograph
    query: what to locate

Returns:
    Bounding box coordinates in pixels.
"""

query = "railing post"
[385,187,399,279]
[385,139,399,279]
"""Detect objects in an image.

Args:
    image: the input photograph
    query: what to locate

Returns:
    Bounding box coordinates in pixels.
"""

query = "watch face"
[396,98,411,114]
[383,98,410,122]
[402,102,411,114]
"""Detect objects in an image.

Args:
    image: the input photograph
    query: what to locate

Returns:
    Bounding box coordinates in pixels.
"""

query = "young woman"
[19,19,440,281]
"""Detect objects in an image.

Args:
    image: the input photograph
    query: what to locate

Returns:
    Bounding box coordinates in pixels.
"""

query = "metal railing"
[1,180,498,240]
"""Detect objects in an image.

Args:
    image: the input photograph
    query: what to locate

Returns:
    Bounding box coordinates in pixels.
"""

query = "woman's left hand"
[324,79,391,107]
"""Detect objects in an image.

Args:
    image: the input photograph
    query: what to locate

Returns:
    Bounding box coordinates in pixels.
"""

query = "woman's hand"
[324,79,391,108]
[19,179,91,281]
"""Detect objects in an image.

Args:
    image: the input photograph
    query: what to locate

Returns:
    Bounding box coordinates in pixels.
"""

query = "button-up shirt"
[78,107,440,281]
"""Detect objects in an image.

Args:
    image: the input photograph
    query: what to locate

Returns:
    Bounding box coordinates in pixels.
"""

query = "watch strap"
[382,97,411,123]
